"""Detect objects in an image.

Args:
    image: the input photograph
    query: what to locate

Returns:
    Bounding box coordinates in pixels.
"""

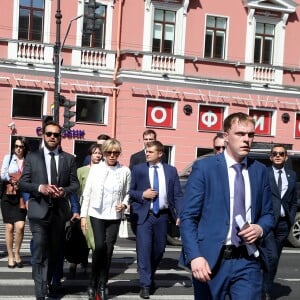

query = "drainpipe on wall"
[112,0,124,138]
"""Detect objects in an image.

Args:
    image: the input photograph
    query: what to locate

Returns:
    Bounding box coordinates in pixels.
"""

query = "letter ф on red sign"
[198,105,223,131]
[146,100,174,128]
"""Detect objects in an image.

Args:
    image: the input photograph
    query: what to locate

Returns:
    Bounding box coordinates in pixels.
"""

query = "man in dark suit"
[129,129,157,169]
[130,141,182,299]
[19,121,79,300]
[261,144,297,300]
[180,112,274,299]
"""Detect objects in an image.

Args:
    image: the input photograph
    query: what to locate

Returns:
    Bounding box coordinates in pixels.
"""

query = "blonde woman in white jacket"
[80,138,130,300]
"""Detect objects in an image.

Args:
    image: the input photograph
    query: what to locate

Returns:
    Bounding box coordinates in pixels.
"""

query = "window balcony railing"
[143,53,184,74]
[8,40,53,64]
[245,65,283,84]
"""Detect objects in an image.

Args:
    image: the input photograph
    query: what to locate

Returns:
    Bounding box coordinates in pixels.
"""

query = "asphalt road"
[0,219,299,299]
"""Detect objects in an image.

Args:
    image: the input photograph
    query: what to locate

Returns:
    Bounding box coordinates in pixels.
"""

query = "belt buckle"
[223,246,233,259]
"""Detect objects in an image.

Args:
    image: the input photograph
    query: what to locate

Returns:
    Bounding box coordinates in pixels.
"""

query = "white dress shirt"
[224,151,251,245]
[148,162,168,210]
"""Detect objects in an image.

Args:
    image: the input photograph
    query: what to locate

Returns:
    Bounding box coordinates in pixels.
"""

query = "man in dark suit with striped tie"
[261,144,297,300]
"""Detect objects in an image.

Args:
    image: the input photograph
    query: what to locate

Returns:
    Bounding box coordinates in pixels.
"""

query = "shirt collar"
[224,150,247,169]
[149,162,163,168]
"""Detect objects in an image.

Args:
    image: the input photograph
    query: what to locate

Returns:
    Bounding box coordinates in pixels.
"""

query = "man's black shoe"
[87,286,95,300]
[48,283,64,298]
[150,281,156,294]
[140,287,150,299]
[261,292,273,300]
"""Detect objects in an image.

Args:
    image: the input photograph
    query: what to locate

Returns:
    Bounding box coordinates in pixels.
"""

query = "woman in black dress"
[1,137,29,268]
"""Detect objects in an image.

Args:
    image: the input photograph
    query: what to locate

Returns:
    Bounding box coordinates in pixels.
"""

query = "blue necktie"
[231,163,245,246]
[152,166,160,214]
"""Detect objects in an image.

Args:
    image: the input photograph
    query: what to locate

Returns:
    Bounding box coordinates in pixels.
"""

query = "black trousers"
[29,209,66,298]
[90,216,121,287]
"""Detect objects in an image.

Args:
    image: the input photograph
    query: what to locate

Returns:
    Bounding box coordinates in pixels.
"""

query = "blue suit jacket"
[268,166,297,227]
[179,153,274,270]
[129,162,182,224]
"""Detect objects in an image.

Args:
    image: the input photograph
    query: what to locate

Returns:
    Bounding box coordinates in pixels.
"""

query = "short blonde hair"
[102,138,122,154]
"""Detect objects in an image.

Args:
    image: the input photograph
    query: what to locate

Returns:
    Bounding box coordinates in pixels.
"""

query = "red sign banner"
[249,109,272,135]
[146,101,174,128]
[198,105,224,131]
[295,114,300,138]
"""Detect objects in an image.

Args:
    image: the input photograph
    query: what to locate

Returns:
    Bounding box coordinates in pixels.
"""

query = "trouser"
[136,212,168,287]
[29,210,66,297]
[193,255,262,300]
[89,217,120,287]
[262,218,290,293]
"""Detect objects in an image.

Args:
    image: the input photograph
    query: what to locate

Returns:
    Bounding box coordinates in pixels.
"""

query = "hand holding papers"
[235,214,259,258]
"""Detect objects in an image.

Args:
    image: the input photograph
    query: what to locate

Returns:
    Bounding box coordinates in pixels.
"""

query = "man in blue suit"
[130,141,182,299]
[260,144,297,300]
[180,112,274,300]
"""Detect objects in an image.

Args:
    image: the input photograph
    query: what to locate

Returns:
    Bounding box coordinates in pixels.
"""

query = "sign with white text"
[198,105,224,131]
[146,100,174,128]
[249,109,272,135]
[295,114,300,138]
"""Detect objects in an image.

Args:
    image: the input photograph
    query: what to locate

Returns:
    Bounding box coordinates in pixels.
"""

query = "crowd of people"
[0,112,296,300]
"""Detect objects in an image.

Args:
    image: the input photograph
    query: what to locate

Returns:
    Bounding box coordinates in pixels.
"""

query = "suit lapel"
[268,167,280,197]
[162,163,169,195]
[217,154,230,216]
[39,149,49,183]
[282,168,293,199]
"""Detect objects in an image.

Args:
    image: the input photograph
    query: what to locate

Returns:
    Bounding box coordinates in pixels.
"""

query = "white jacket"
[80,162,131,220]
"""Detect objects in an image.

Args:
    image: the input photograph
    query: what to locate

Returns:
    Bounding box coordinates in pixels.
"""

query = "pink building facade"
[1,0,300,171]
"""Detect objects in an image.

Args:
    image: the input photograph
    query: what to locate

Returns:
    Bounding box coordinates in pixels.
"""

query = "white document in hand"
[235,214,259,258]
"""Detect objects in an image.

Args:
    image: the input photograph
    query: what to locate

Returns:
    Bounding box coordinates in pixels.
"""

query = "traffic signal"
[63,99,76,130]
[85,0,103,35]
[86,0,96,35]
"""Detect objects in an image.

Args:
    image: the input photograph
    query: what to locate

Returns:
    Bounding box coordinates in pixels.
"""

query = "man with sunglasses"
[19,121,79,300]
[213,133,226,154]
[260,144,297,300]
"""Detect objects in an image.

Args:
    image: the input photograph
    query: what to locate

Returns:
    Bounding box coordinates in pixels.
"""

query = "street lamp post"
[54,0,62,123]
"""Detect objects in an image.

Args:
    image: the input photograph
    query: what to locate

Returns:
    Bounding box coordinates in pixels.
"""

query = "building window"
[152,9,176,54]
[204,16,227,59]
[76,96,106,124]
[18,0,44,41]
[82,2,106,48]
[254,23,275,65]
[12,90,43,119]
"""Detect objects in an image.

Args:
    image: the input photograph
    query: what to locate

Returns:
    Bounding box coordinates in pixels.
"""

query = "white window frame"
[12,0,51,43]
[204,14,228,60]
[76,0,114,50]
[142,1,187,56]
[75,93,109,125]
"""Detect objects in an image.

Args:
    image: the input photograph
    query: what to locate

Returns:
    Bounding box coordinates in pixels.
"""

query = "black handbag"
[64,218,89,264]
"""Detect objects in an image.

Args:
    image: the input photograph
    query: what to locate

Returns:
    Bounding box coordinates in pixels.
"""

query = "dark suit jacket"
[129,150,146,170]
[129,162,182,224]
[19,148,79,221]
[179,153,274,270]
[268,166,297,227]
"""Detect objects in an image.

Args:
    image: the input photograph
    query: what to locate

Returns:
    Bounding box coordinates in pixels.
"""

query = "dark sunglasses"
[104,151,120,156]
[272,151,286,157]
[214,146,225,151]
[15,144,24,149]
[45,132,60,138]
